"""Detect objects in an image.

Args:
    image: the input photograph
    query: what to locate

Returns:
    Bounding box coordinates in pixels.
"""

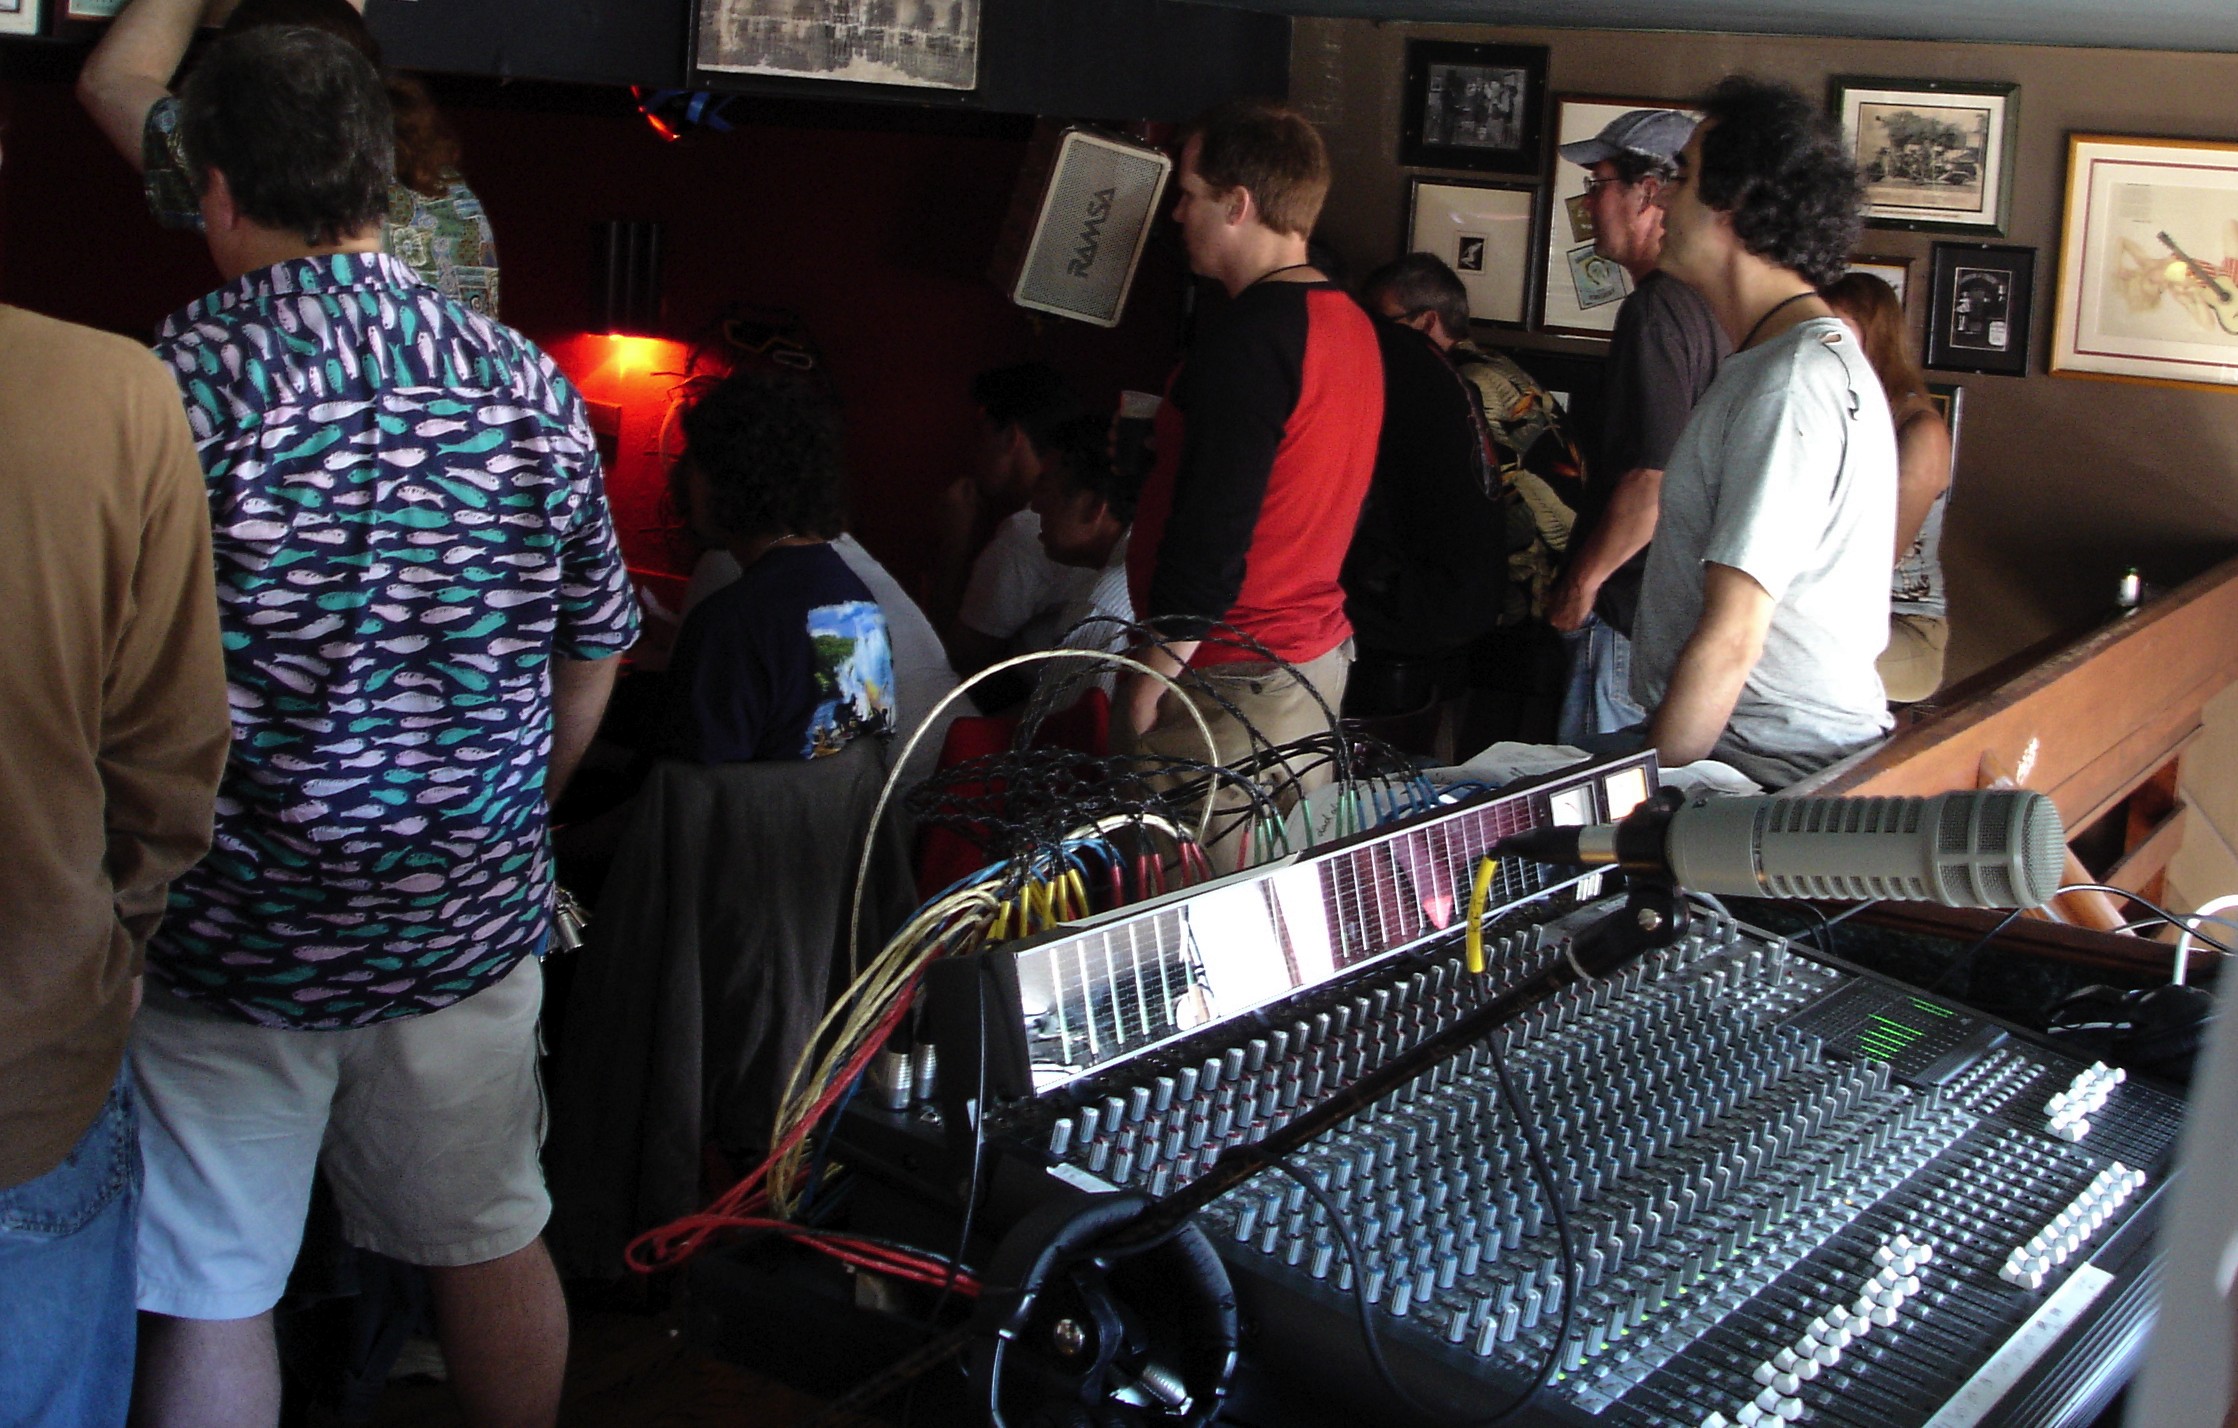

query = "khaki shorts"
[1878,612,1949,704]
[132,957,549,1320]
[1114,642,1353,867]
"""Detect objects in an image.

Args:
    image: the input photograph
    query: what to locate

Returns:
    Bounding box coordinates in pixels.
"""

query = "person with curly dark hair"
[663,371,896,763]
[1623,75,1896,788]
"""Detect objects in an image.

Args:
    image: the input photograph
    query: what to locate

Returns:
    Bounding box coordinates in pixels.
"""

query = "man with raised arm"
[126,28,636,1428]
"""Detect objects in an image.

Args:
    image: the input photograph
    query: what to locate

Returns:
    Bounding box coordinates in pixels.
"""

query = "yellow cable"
[1466,856,1498,975]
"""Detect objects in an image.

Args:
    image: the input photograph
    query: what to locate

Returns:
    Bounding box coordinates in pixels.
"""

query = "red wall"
[0,74,1189,602]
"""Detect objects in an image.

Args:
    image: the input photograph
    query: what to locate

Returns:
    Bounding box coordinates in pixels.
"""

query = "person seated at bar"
[661,370,897,763]
[79,0,501,313]
[937,363,1096,689]
[1820,271,1955,704]
[1025,411,1141,698]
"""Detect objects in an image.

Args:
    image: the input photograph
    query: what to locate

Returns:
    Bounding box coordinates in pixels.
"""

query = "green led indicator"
[1910,997,1955,1018]
[1868,1014,1925,1043]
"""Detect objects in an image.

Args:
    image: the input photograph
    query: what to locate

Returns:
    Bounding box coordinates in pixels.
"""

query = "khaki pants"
[1878,612,1949,704]
[1115,643,1352,869]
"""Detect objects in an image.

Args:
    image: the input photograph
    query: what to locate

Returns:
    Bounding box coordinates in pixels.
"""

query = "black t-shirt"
[662,542,896,763]
[1342,320,1507,655]
[1574,270,1729,632]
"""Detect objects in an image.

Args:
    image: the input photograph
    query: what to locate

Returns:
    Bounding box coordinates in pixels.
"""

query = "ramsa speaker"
[999,127,1172,329]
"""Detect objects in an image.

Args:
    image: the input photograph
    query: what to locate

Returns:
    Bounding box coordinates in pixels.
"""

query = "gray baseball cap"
[1558,109,1698,169]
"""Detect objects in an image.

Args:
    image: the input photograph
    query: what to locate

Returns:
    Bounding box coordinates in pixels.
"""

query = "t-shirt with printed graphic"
[149,252,640,1030]
[142,96,501,317]
[663,542,897,764]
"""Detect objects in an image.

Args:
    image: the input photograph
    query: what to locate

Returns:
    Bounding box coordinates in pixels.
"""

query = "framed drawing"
[1831,77,2018,235]
[0,0,39,36]
[693,0,980,91]
[2049,134,2238,392]
[1398,41,1547,176]
[1926,242,2034,376]
[1846,255,1914,308]
[1535,94,1695,338]
[1406,179,1536,328]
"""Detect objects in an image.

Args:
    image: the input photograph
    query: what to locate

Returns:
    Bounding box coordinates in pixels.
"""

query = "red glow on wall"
[544,333,698,574]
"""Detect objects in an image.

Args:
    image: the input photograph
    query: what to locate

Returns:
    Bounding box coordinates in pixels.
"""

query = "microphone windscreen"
[1666,790,2064,909]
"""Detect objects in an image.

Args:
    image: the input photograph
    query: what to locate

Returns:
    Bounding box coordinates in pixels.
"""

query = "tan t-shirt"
[0,306,230,1189]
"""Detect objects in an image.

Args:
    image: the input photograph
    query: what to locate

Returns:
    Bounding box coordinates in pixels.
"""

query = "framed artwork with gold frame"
[2050,133,2238,392]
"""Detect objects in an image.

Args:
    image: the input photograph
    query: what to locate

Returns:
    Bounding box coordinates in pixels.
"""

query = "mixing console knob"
[1047,1117,1074,1158]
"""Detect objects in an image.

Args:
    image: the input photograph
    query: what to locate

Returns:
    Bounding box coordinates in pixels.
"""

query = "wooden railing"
[1792,553,2238,924]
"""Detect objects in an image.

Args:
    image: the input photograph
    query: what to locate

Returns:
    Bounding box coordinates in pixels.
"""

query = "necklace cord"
[1739,290,1817,351]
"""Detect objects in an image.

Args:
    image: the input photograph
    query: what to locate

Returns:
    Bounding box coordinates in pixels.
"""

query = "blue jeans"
[1557,614,1648,747]
[0,1070,140,1428]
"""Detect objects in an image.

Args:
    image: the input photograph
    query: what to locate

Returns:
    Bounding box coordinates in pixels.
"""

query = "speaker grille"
[1013,131,1171,328]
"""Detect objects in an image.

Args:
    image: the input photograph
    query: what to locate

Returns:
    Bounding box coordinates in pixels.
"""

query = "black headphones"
[2043,982,2215,1086]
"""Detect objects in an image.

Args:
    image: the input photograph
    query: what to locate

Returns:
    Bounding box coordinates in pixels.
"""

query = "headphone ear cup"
[2113,983,2215,1085]
[2043,984,2131,1060]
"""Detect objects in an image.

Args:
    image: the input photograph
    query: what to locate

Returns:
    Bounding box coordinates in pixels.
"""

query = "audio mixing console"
[850,756,2185,1427]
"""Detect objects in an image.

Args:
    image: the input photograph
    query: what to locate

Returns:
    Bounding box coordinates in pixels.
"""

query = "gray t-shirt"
[1631,316,1897,788]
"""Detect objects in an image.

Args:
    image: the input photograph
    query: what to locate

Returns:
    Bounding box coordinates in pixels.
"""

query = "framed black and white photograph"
[1846,255,1914,308]
[1831,77,2018,235]
[1399,41,1548,176]
[694,0,980,92]
[1406,178,1536,327]
[0,0,40,36]
[1927,242,2034,375]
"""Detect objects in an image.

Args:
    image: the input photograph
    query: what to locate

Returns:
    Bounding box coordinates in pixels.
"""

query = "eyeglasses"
[1580,176,1626,197]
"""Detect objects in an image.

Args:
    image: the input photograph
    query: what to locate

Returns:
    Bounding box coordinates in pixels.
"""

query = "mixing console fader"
[1026,902,2180,1427]
[881,760,2184,1427]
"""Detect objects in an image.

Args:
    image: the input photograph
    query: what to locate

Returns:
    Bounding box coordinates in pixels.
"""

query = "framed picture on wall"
[1831,77,2018,235]
[2049,134,2238,392]
[693,0,981,91]
[0,0,40,37]
[1926,382,1966,465]
[61,0,120,16]
[1926,242,2034,375]
[1405,178,1536,328]
[1398,40,1547,176]
[1846,255,1914,308]
[1535,94,1696,338]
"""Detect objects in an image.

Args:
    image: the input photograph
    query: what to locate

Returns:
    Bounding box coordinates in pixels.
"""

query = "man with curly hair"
[663,370,896,762]
[1629,75,1896,788]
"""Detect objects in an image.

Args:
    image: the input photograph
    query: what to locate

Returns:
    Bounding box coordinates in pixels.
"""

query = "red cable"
[626,968,928,1274]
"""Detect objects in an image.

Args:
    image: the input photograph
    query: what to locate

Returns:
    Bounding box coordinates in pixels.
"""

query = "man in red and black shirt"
[1121,99,1383,848]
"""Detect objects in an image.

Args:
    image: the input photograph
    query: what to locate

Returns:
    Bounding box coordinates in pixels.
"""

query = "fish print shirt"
[151,253,639,1029]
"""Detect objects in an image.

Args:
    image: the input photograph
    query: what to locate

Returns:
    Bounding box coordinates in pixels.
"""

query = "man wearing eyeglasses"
[1545,108,1729,746]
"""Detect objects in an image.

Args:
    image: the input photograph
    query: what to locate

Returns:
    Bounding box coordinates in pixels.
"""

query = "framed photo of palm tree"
[1831,77,2018,235]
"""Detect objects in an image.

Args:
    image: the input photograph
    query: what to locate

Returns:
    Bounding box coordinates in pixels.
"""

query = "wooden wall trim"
[1793,553,2238,826]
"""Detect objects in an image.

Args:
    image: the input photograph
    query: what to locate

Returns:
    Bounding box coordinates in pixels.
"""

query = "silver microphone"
[1499,789,2064,909]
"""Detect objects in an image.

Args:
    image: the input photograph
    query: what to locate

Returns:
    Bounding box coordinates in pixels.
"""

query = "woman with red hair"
[1822,272,1954,702]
